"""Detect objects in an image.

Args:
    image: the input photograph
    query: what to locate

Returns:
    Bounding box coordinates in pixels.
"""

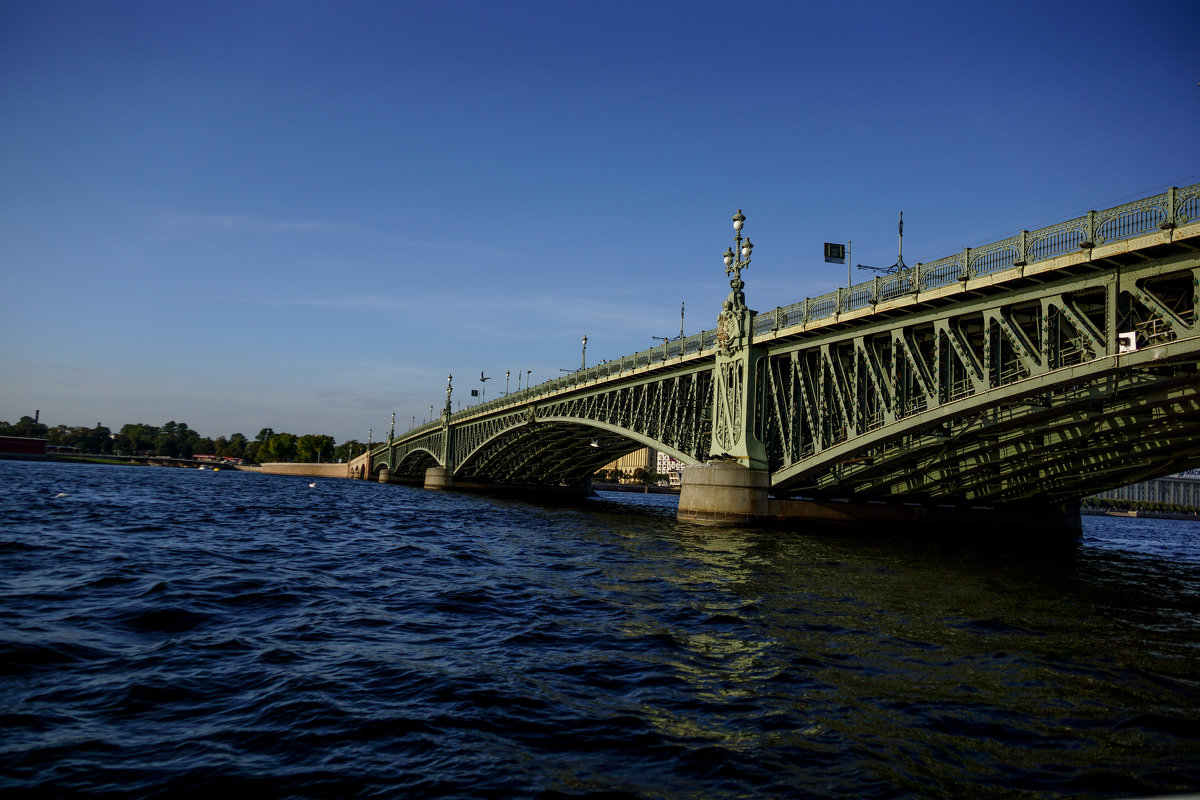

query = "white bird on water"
[308,482,317,488]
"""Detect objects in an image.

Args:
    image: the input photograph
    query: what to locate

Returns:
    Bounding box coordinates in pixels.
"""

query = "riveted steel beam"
[367,187,1200,507]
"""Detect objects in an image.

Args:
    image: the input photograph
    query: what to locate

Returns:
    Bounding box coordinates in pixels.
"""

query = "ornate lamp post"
[722,210,753,311]
[505,369,510,395]
[708,209,767,469]
[426,373,456,490]
[678,208,769,524]
[581,334,588,370]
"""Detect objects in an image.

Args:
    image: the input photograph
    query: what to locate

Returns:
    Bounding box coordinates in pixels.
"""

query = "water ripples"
[2,461,1199,798]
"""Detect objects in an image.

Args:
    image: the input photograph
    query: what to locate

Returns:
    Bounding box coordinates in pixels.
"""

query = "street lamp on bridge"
[581,334,588,370]
[723,210,753,311]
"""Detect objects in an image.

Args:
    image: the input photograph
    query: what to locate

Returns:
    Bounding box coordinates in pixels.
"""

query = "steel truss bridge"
[365,184,1200,509]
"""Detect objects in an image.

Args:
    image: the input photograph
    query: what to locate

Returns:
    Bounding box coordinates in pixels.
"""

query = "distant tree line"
[592,467,670,485]
[0,416,365,464]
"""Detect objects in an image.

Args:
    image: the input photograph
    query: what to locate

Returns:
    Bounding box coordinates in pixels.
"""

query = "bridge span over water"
[355,185,1200,531]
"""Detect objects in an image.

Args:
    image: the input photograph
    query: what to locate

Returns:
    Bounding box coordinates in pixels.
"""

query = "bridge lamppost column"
[425,373,456,490]
[378,414,396,483]
[678,209,771,525]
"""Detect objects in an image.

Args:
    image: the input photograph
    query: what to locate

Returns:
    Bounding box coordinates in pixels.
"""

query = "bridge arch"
[454,415,696,486]
[394,447,440,478]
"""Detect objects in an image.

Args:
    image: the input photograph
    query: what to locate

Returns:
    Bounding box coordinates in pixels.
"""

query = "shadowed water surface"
[1,460,1198,798]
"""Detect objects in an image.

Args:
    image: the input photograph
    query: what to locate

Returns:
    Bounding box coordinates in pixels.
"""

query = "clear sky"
[2,1,1198,444]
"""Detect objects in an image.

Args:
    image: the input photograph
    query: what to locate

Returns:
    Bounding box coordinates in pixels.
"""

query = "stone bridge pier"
[678,461,769,525]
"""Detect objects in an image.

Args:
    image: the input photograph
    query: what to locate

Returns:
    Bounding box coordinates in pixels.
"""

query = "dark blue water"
[2,460,1198,799]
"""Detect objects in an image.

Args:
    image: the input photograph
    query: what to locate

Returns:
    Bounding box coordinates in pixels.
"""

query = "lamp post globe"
[722,210,753,312]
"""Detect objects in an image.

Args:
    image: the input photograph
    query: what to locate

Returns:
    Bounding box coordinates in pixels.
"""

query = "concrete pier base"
[677,461,770,525]
[424,466,453,490]
[377,466,390,483]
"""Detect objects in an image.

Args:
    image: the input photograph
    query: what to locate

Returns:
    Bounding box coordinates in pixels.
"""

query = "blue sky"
[2,0,1198,444]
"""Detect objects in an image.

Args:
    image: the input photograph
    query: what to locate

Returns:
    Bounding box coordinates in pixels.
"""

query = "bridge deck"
[366,184,1200,508]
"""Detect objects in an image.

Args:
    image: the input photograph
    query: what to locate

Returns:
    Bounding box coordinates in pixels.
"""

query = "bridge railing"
[406,183,1198,437]
[752,183,1200,329]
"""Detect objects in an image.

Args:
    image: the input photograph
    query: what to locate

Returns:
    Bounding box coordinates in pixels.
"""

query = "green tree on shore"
[259,432,298,463]
[296,434,335,463]
[4,415,360,464]
[0,416,50,439]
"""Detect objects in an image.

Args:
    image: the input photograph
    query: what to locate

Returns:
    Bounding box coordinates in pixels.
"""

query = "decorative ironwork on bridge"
[365,183,1200,512]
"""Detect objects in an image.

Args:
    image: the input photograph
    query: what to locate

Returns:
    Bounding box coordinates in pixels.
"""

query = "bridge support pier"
[424,466,453,490]
[678,461,770,525]
[377,466,390,483]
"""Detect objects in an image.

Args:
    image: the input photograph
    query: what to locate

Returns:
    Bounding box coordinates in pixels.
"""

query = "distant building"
[0,436,47,459]
[596,447,686,486]
[599,447,656,483]
[1090,472,1200,508]
[656,451,684,487]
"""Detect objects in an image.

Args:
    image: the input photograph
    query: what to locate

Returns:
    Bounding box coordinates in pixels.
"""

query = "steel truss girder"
[827,373,1200,505]
[764,249,1200,501]
[381,364,713,484]
[373,228,1200,503]
[772,334,1200,503]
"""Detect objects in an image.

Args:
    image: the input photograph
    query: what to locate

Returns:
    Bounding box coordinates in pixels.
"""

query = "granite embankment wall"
[242,463,351,479]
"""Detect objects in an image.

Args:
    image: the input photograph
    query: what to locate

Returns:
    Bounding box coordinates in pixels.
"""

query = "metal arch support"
[762,247,1200,503]
[363,187,1200,510]
[534,415,697,464]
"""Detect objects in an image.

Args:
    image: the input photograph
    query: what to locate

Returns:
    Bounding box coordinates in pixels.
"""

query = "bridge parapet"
[743,184,1200,334]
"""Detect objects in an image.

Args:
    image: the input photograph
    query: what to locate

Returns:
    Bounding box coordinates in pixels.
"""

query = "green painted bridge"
[358,184,1200,526]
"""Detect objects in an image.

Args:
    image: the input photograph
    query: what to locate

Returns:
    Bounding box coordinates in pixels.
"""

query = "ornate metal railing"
[396,183,1199,439]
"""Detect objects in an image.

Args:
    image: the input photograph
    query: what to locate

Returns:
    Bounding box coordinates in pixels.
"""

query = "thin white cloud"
[261,295,409,309]
[164,211,378,238]
[153,208,517,261]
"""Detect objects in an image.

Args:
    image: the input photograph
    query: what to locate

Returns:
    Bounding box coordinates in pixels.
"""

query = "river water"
[1,460,1198,799]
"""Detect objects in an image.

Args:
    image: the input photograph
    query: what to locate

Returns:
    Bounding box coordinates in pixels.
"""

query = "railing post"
[837,287,844,314]
[1015,230,1028,267]
[1082,210,1097,248]
[1163,187,1178,230]
[873,276,880,305]
[961,248,971,282]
